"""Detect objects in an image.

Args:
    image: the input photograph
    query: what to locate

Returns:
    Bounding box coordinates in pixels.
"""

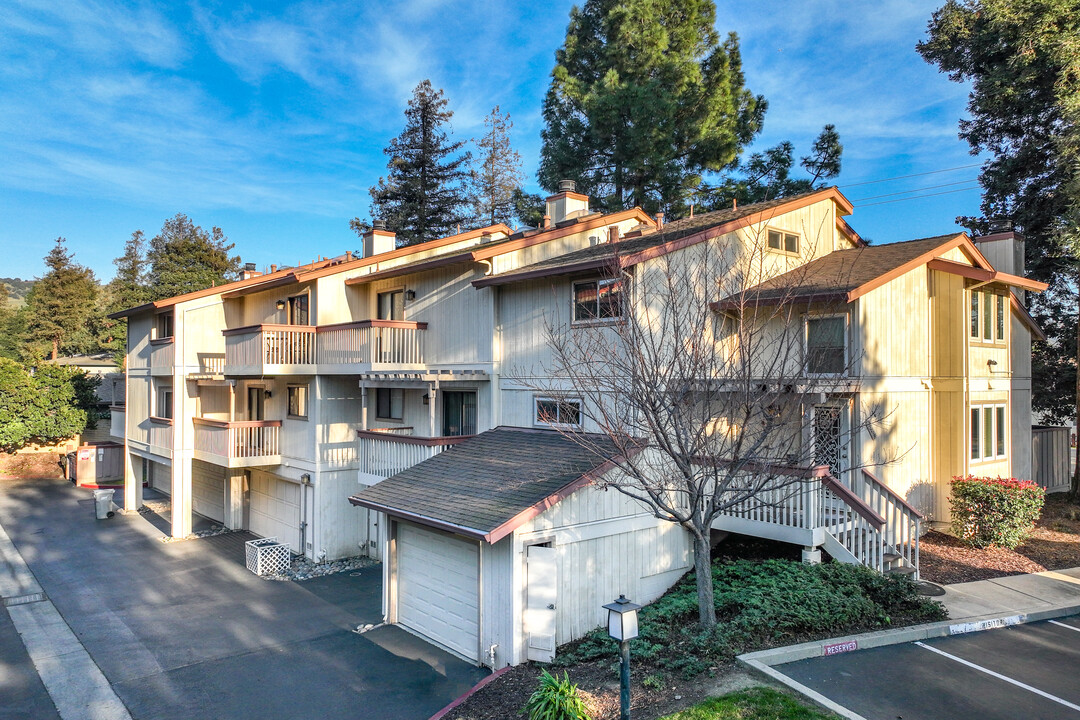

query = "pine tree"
[147,214,240,300]
[25,238,100,361]
[538,0,766,216]
[104,230,151,366]
[470,106,525,228]
[369,80,473,245]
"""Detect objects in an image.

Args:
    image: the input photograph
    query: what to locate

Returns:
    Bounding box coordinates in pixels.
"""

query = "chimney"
[363,220,397,257]
[345,250,353,261]
[655,212,664,229]
[545,179,590,225]
[240,262,262,281]
[607,225,620,244]
[270,264,278,273]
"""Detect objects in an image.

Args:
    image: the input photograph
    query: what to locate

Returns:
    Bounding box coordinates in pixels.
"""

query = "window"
[287,384,309,419]
[156,313,173,339]
[806,316,846,374]
[573,278,623,322]
[970,403,1007,462]
[970,290,1006,343]
[155,384,173,419]
[535,397,582,428]
[376,387,403,420]
[377,290,404,321]
[287,294,309,326]
[767,228,799,255]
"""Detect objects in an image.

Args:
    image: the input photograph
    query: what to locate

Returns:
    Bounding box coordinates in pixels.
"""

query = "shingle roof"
[349,427,622,542]
[715,234,964,307]
[473,188,849,287]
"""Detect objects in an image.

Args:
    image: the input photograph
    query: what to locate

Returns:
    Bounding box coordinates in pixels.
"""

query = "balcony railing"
[357,428,470,480]
[149,338,174,376]
[318,320,427,366]
[193,418,282,467]
[223,324,316,372]
[148,416,173,457]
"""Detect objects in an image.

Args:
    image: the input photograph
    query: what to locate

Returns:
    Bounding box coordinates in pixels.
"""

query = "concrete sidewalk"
[938,567,1080,621]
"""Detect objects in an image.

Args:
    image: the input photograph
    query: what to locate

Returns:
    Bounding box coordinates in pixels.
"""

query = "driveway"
[0,476,486,720]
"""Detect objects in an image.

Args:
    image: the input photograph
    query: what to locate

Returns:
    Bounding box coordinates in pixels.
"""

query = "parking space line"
[1050,620,1080,633]
[915,641,1080,714]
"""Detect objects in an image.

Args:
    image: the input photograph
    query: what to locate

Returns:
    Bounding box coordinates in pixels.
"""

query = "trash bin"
[93,489,115,520]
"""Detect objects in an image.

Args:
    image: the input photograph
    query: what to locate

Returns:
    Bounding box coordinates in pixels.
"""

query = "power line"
[841,163,983,188]
[858,186,982,208]
[851,178,980,202]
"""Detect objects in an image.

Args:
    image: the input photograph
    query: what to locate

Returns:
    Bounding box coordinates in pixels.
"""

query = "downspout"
[300,472,312,558]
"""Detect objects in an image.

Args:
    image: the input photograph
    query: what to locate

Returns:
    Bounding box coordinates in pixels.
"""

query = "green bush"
[950,475,1045,549]
[0,359,89,452]
[524,670,591,720]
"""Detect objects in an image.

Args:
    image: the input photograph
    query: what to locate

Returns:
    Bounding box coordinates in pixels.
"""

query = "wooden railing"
[318,320,427,366]
[857,469,921,576]
[193,418,282,461]
[149,338,174,374]
[223,325,316,368]
[357,428,470,478]
[198,353,226,375]
[820,474,886,572]
[148,416,173,455]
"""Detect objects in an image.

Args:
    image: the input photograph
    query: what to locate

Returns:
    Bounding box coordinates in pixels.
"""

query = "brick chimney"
[240,262,262,281]
[364,220,397,257]
[545,179,590,225]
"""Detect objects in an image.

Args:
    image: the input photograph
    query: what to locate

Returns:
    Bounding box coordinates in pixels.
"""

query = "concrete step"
[886,565,917,577]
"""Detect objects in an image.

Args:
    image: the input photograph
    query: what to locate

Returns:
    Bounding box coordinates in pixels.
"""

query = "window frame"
[286,291,310,326]
[375,387,404,421]
[572,277,624,324]
[766,227,800,256]
[970,402,1008,463]
[154,382,173,420]
[287,383,309,420]
[376,288,405,321]
[534,396,583,429]
[154,312,174,340]
[969,289,1007,345]
[804,314,848,376]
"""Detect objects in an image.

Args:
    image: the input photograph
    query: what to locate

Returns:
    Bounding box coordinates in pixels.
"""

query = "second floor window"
[767,228,799,255]
[155,384,173,419]
[287,384,309,419]
[156,313,173,339]
[535,397,582,428]
[573,278,623,322]
[970,290,1006,343]
[288,294,309,326]
[376,387,404,420]
[377,290,404,321]
[806,316,846,375]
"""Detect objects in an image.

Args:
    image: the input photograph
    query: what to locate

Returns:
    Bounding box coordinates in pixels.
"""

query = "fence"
[1032,425,1071,493]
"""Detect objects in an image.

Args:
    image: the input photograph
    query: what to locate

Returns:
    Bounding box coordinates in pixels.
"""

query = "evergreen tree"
[25,238,99,360]
[104,230,151,366]
[470,106,525,228]
[147,214,240,300]
[918,1,1080,440]
[538,0,765,216]
[511,189,547,229]
[369,80,473,245]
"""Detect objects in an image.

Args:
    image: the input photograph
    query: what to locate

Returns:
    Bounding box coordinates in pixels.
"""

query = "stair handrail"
[821,474,885,530]
[860,469,923,518]
[860,469,921,578]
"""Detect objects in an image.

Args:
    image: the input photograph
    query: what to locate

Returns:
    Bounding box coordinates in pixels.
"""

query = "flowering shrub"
[950,475,1045,549]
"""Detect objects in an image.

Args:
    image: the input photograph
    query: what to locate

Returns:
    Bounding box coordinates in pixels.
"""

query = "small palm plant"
[524,669,592,720]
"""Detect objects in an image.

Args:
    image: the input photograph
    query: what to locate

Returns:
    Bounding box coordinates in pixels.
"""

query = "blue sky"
[1,0,980,282]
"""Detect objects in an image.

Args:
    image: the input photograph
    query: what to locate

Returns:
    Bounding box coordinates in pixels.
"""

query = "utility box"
[71,442,124,487]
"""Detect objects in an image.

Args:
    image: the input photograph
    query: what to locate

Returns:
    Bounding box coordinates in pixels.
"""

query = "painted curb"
[428,666,509,720]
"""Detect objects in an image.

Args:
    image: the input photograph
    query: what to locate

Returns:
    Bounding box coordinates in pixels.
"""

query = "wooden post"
[428,380,439,437]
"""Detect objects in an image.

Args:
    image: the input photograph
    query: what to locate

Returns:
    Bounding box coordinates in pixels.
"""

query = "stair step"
[883,552,902,563]
[886,565,917,576]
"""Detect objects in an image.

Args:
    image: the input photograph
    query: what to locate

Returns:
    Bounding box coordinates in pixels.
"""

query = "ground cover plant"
[659,687,838,719]
[949,475,1045,549]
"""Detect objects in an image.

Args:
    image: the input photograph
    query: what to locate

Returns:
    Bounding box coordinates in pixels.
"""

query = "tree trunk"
[1073,279,1080,498]
[692,531,716,628]
[51,339,58,361]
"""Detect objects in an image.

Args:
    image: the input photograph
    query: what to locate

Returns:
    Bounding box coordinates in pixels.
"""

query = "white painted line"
[1050,620,1080,633]
[741,658,869,720]
[915,642,1080,714]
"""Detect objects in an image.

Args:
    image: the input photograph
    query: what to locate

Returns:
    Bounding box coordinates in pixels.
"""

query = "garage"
[395,522,479,662]
[191,460,226,523]
[150,460,171,494]
[248,470,301,552]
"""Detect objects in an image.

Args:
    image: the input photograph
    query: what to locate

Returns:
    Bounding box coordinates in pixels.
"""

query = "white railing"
[194,419,282,462]
[857,470,921,576]
[149,338,174,374]
[198,353,226,375]
[317,321,427,366]
[718,475,821,531]
[357,429,469,479]
[223,325,316,370]
[819,475,886,572]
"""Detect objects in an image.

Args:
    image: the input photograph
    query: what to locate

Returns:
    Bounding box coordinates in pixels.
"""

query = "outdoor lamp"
[603,595,641,720]
[275,299,286,310]
[405,289,416,301]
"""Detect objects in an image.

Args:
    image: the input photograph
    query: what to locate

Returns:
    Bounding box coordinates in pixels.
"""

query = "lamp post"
[603,594,640,720]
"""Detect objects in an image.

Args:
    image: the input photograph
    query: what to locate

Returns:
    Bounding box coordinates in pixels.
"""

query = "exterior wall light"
[275,300,286,310]
[603,594,640,720]
[405,289,416,301]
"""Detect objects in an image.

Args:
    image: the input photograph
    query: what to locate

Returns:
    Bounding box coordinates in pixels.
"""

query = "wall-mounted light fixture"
[422,393,429,405]
[264,389,273,399]
[275,299,286,310]
[405,289,416,301]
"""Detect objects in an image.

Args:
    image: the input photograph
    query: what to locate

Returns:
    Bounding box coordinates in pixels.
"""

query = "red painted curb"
[428,666,510,720]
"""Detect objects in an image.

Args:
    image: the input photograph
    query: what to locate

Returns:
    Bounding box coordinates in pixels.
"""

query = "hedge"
[949,475,1045,549]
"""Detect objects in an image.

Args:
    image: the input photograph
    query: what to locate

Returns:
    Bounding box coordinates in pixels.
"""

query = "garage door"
[150,460,170,494]
[248,471,300,552]
[191,460,225,523]
[396,522,479,662]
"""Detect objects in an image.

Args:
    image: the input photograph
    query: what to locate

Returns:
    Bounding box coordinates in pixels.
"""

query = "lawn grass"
[659,687,837,719]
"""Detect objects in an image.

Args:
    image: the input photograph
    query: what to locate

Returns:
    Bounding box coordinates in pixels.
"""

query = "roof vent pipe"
[372,219,387,231]
[558,179,577,193]
[655,212,664,229]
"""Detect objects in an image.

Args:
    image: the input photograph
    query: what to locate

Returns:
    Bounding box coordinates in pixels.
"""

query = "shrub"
[525,670,591,720]
[950,475,1045,549]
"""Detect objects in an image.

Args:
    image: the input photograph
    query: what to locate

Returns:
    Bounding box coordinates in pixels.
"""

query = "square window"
[535,397,582,427]
[376,388,403,420]
[156,313,173,339]
[806,316,846,374]
[573,279,622,322]
[767,228,799,254]
[287,385,308,419]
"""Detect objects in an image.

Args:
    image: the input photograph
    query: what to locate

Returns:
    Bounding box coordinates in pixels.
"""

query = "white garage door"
[191,460,225,523]
[396,522,479,662]
[248,471,300,552]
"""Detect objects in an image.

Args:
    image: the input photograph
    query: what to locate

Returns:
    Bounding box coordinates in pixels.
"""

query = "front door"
[812,403,850,486]
[442,391,477,437]
[247,387,265,421]
[525,544,557,662]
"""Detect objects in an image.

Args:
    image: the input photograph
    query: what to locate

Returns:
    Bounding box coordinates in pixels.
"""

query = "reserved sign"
[822,640,858,656]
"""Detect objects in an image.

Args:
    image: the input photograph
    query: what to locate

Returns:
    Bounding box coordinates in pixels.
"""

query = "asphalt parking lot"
[776,615,1080,720]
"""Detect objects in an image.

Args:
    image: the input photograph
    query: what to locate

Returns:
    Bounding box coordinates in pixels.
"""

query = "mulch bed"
[919,493,1080,585]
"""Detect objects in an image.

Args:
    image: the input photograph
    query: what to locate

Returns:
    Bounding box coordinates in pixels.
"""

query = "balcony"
[223,324,316,375]
[193,418,282,468]
[357,428,470,483]
[317,320,427,370]
[149,338,174,376]
[148,416,173,457]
